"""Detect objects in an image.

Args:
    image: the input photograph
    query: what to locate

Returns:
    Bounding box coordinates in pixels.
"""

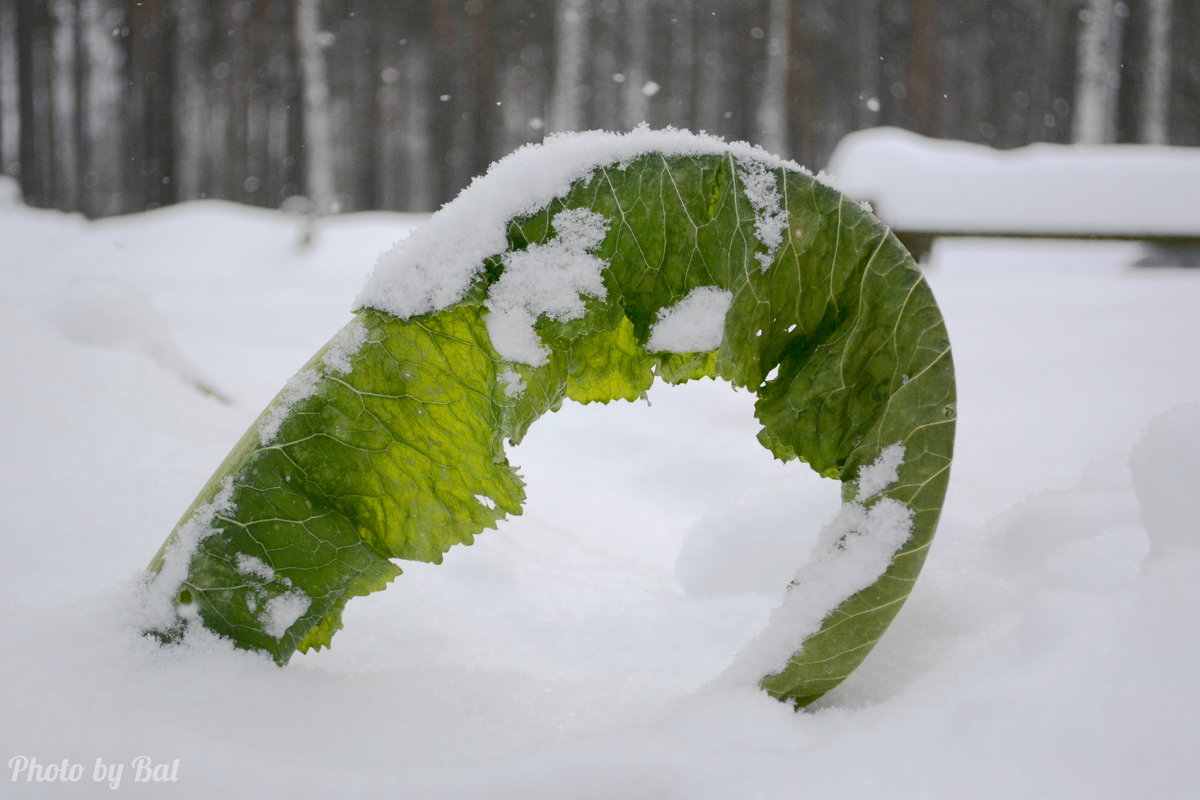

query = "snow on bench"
[826,126,1200,260]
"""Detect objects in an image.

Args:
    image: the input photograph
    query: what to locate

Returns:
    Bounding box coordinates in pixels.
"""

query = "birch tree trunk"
[694,1,725,136]
[623,0,651,128]
[756,0,790,155]
[1073,0,1122,144]
[1141,0,1171,144]
[81,0,123,216]
[295,0,335,223]
[549,0,587,132]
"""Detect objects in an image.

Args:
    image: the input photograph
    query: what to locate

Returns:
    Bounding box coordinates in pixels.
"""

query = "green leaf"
[144,148,954,706]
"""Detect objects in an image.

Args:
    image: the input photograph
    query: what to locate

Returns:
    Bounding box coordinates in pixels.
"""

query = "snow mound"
[1130,402,1200,558]
[42,275,226,400]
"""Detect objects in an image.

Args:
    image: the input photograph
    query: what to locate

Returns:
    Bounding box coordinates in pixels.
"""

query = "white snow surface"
[646,285,733,353]
[827,126,1200,234]
[356,126,811,321]
[3,198,1200,798]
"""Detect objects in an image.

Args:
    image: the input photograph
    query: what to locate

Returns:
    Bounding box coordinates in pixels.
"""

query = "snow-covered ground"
[1,199,1198,798]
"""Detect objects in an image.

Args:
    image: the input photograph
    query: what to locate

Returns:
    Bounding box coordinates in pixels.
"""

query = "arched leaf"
[143,131,955,707]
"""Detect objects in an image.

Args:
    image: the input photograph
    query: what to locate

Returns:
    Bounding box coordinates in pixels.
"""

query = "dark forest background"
[1,0,1196,219]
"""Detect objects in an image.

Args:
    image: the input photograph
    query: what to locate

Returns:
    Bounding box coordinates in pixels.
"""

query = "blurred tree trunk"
[757,0,790,155]
[50,0,78,210]
[849,0,881,129]
[1141,0,1171,144]
[241,2,271,208]
[589,3,619,130]
[332,5,377,213]
[0,0,18,179]
[374,3,405,211]
[665,0,694,128]
[263,1,297,206]
[3,0,1198,216]
[1074,0,1124,144]
[430,2,470,201]
[623,0,651,128]
[464,2,496,183]
[79,0,124,216]
[693,0,725,136]
[908,0,936,135]
[549,0,587,131]
[172,0,205,201]
[126,1,175,211]
[16,0,53,207]
[1021,0,1074,143]
[295,0,334,225]
[402,26,434,212]
[494,3,549,157]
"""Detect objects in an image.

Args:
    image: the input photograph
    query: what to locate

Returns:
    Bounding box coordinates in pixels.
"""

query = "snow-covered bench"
[826,127,1200,261]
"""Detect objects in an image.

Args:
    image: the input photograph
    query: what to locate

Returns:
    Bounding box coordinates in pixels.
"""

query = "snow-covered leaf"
[143,137,955,706]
